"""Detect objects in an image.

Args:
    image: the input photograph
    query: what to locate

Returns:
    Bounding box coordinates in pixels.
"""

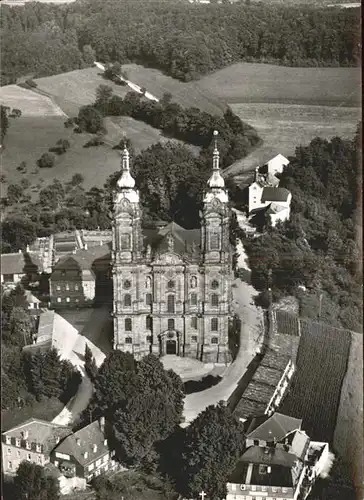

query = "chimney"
[99,416,105,432]
[84,451,88,459]
[22,430,29,440]
[93,444,98,453]
[76,438,81,446]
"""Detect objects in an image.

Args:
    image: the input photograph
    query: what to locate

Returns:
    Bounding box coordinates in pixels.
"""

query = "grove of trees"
[241,126,362,332]
[1,1,360,84]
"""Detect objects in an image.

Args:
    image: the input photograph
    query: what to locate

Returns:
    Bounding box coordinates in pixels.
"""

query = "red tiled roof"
[1,252,43,275]
[261,187,290,203]
[247,413,302,442]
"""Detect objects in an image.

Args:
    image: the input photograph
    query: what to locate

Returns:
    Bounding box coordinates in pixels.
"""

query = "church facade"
[111,132,234,362]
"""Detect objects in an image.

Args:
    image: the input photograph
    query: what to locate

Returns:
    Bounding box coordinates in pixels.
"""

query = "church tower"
[112,147,144,352]
[200,130,232,362]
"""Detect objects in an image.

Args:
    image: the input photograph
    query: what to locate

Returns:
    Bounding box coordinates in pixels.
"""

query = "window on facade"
[210,233,219,250]
[75,284,79,291]
[123,280,131,290]
[5,436,11,445]
[27,454,31,460]
[7,448,11,455]
[167,295,175,313]
[211,337,219,344]
[211,280,219,290]
[191,336,197,343]
[38,456,42,464]
[3,274,13,282]
[17,451,20,457]
[191,316,198,329]
[146,335,152,343]
[190,276,197,288]
[61,270,66,276]
[167,280,175,290]
[168,319,175,331]
[96,459,102,467]
[15,439,21,447]
[125,337,132,344]
[125,318,132,331]
[145,276,152,289]
[57,297,62,303]
[88,463,95,472]
[120,234,131,250]
[146,293,152,306]
[75,298,79,303]
[56,285,61,291]
[253,439,259,446]
[66,283,70,291]
[211,294,219,307]
[190,293,197,306]
[66,297,70,303]
[146,316,153,330]
[211,318,218,331]
[124,294,131,307]
[8,461,12,470]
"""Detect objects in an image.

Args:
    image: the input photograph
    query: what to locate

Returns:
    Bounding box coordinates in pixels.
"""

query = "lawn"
[198,62,361,107]
[0,85,66,117]
[280,319,352,444]
[1,397,64,432]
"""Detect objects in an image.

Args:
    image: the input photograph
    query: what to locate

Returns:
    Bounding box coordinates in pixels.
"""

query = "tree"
[39,180,65,211]
[37,152,55,168]
[9,307,34,347]
[1,216,37,251]
[78,105,103,133]
[82,44,96,65]
[95,84,113,115]
[1,104,9,144]
[85,343,98,382]
[70,173,84,186]
[7,183,23,204]
[56,138,71,153]
[180,403,245,500]
[14,461,60,500]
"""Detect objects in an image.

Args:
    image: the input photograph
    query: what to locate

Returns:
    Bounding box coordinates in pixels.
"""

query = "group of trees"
[242,128,362,331]
[1,284,81,410]
[1,1,360,84]
[79,350,245,499]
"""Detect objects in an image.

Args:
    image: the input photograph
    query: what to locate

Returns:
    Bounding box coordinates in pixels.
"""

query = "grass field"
[333,332,363,486]
[34,65,227,117]
[0,85,66,117]
[224,102,360,176]
[280,319,352,444]
[199,62,361,107]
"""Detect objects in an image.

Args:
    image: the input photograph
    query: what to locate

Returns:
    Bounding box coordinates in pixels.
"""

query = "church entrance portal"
[166,339,177,355]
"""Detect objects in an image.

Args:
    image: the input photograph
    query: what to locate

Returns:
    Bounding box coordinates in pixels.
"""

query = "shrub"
[37,152,55,168]
[64,117,74,128]
[25,79,37,88]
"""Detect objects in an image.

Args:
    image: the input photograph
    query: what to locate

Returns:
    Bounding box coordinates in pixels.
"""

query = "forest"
[237,126,362,332]
[1,0,360,85]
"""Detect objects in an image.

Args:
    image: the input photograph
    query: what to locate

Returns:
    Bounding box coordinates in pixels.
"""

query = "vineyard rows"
[280,319,351,443]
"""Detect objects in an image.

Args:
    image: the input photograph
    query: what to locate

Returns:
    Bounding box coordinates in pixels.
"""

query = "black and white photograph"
[0,0,362,499]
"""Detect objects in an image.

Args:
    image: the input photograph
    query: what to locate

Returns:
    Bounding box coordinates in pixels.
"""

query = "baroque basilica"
[111,131,233,362]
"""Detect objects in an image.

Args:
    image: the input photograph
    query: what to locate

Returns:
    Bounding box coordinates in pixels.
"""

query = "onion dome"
[117,147,136,189]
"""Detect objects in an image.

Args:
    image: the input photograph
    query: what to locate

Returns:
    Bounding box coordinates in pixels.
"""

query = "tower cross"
[199,491,207,500]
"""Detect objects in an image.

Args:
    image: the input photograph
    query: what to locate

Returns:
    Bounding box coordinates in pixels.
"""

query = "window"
[56,285,61,291]
[211,337,219,344]
[96,459,101,467]
[145,276,152,289]
[146,316,153,330]
[120,234,131,250]
[167,295,175,313]
[7,448,11,455]
[8,461,12,470]
[168,319,175,331]
[124,294,131,307]
[15,439,21,447]
[61,270,66,276]
[38,456,42,464]
[103,454,108,463]
[3,274,13,283]
[66,283,70,291]
[75,284,79,291]
[167,280,175,289]
[146,293,152,306]
[190,293,197,306]
[191,317,198,329]
[191,336,197,343]
[17,451,20,457]
[211,318,218,331]
[211,280,219,289]
[66,297,70,303]
[88,463,95,472]
[57,297,62,303]
[27,454,31,460]
[75,298,79,303]
[123,280,131,290]
[210,233,219,250]
[146,335,152,343]
[253,439,259,446]
[190,276,197,288]
[125,318,132,331]
[125,337,132,344]
[282,488,288,493]
[5,436,11,445]
[211,294,219,307]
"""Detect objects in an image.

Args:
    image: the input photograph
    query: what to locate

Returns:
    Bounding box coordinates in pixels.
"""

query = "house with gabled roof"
[50,417,118,481]
[0,250,43,288]
[2,419,71,475]
[227,412,331,500]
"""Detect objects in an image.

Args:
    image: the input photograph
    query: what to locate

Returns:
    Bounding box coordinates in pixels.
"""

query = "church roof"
[142,223,201,258]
